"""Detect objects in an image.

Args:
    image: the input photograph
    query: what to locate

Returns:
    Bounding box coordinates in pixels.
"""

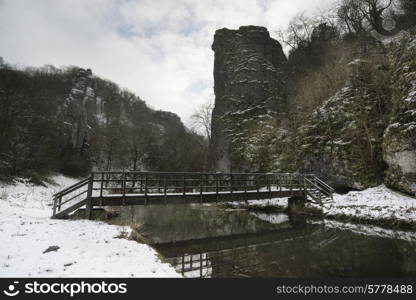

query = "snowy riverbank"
[313,185,416,228]
[0,175,180,277]
[224,185,416,229]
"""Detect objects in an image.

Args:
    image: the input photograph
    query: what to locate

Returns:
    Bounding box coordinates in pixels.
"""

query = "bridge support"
[287,194,306,212]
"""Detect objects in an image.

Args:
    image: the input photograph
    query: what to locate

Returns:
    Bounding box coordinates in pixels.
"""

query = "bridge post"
[100,172,104,206]
[288,195,306,212]
[58,195,62,211]
[199,173,203,203]
[183,173,186,203]
[267,175,271,199]
[215,173,219,203]
[243,174,247,203]
[144,173,148,205]
[256,174,259,200]
[85,174,93,219]
[164,174,167,204]
[230,174,233,194]
[122,172,126,205]
[52,197,58,217]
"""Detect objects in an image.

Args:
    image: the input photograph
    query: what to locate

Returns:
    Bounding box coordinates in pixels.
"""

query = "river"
[108,204,416,278]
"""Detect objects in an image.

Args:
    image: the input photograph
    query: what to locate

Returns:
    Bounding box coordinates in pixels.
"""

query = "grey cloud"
[0,0,337,123]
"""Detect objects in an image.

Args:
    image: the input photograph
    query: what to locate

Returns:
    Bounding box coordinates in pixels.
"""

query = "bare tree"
[191,100,214,141]
[360,0,395,35]
[337,0,395,35]
[276,12,318,50]
[337,0,366,34]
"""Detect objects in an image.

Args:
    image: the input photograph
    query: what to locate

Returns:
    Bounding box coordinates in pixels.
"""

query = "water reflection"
[109,204,292,243]
[108,204,416,278]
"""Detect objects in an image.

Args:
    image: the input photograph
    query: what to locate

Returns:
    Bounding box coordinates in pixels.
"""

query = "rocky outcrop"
[383,33,416,194]
[209,26,287,172]
[62,68,94,151]
[290,32,416,194]
[295,58,390,189]
[209,26,416,194]
[60,68,95,175]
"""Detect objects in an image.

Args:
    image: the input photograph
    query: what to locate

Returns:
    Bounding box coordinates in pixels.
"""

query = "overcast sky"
[0,0,337,125]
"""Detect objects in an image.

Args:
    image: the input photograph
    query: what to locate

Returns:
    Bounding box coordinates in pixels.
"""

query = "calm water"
[109,204,416,278]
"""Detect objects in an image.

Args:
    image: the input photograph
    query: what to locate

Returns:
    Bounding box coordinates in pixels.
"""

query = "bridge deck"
[90,190,304,206]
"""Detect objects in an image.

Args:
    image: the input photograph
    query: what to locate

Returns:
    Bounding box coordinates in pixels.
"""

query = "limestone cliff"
[209,26,287,172]
[60,68,95,174]
[289,32,416,193]
[209,25,416,195]
[296,58,390,189]
[383,32,416,194]
[61,68,94,152]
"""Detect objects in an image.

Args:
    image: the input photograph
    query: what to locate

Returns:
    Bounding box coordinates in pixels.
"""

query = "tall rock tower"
[60,68,95,175]
[209,26,287,172]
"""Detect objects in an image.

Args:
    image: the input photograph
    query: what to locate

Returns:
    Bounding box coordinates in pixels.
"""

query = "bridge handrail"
[53,178,89,198]
[304,175,334,193]
[90,171,307,176]
[302,175,334,201]
[52,177,91,218]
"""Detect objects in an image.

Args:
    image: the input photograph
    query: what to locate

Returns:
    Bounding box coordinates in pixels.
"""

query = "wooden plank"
[91,190,304,206]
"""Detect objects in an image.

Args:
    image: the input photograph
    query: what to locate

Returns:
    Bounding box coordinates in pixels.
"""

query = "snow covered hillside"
[0,175,180,277]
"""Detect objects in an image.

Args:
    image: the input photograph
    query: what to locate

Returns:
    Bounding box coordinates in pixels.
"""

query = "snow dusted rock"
[61,68,94,151]
[209,26,287,172]
[297,58,389,189]
[59,68,95,175]
[294,31,416,195]
[383,33,416,195]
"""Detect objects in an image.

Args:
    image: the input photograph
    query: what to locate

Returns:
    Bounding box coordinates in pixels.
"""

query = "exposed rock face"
[383,33,416,194]
[209,26,287,172]
[62,68,94,151]
[60,68,95,174]
[296,58,390,189]
[209,26,416,195]
[291,32,416,194]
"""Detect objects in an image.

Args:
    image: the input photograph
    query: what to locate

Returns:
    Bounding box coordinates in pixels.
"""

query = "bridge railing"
[88,171,307,199]
[302,175,334,202]
[52,178,90,216]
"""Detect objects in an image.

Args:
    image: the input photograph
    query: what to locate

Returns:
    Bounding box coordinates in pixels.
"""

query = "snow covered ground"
[313,185,416,225]
[226,185,416,226]
[0,175,180,277]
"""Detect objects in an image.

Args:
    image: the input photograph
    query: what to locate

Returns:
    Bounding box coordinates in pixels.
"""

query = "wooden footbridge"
[51,171,334,219]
